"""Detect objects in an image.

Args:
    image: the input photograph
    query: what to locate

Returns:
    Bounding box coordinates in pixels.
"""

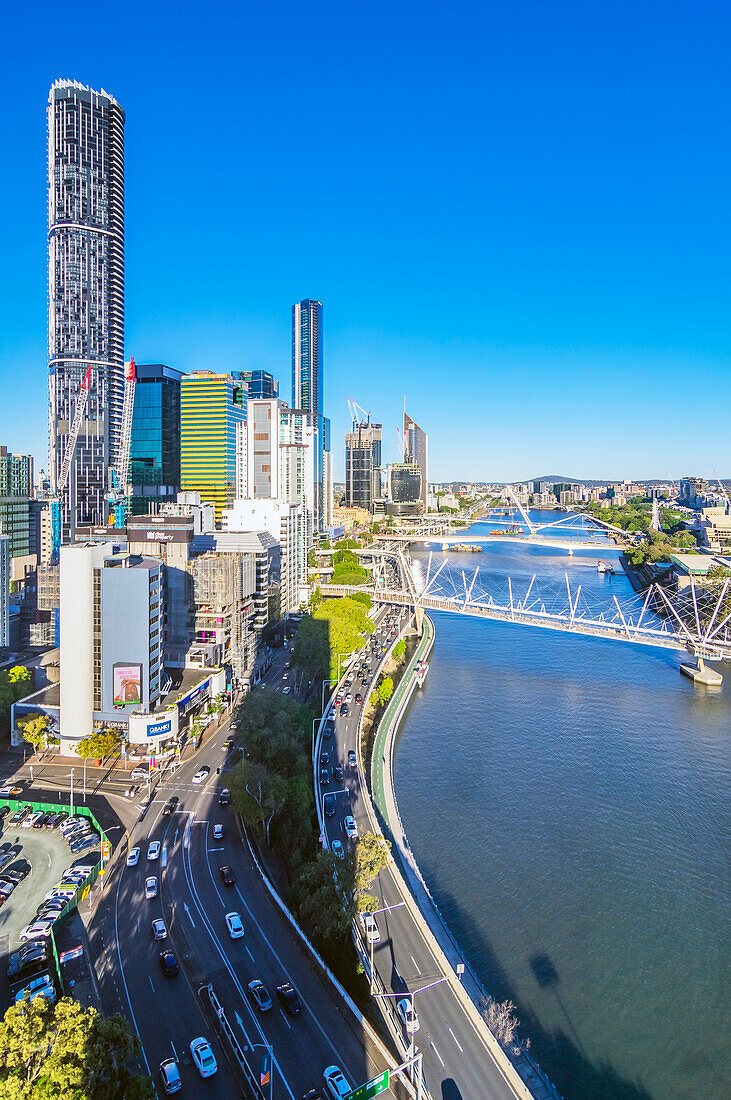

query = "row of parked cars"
[0,852,29,909]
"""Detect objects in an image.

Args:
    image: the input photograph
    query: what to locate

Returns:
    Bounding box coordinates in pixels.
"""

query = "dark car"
[2,866,29,884]
[340,704,350,717]
[302,1090,323,1100]
[44,813,63,829]
[323,793,336,817]
[220,865,235,886]
[0,806,10,822]
[32,813,50,829]
[159,950,179,977]
[347,750,357,768]
[322,722,333,740]
[218,789,231,806]
[355,693,363,705]
[333,764,344,782]
[276,982,303,1015]
[6,942,47,979]
[320,752,329,767]
[162,798,177,817]
[319,767,329,786]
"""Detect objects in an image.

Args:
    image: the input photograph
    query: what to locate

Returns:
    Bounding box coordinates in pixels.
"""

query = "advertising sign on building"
[113,664,142,707]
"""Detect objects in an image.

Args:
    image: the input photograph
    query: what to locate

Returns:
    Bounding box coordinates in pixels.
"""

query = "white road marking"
[161,847,167,868]
[183,902,196,928]
[280,1009,291,1029]
[410,955,420,973]
[148,976,155,993]
[173,827,179,845]
[113,864,154,1080]
[245,946,255,962]
[170,1040,177,1059]
[207,847,224,852]
[430,1040,445,1066]
[448,1027,463,1052]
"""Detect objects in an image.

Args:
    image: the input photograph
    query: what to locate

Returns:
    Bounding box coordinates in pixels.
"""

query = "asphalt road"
[86,665,394,1099]
[317,608,521,1100]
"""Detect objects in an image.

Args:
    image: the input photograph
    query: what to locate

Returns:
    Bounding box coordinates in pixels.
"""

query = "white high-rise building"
[47,81,126,538]
[222,499,305,614]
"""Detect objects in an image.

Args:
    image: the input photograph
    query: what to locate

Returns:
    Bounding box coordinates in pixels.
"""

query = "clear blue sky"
[2,0,729,482]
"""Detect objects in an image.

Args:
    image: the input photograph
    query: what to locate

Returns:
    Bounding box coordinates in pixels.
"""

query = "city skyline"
[1,2,730,482]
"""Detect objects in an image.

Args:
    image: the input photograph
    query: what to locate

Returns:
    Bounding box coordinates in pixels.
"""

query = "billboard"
[113,664,142,707]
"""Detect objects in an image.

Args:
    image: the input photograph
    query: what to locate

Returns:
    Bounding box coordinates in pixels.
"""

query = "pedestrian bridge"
[319,554,731,662]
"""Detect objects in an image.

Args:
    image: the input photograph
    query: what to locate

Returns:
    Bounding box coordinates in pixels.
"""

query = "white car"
[212,824,223,840]
[343,816,358,840]
[360,911,380,944]
[126,846,140,867]
[225,912,244,939]
[282,686,291,694]
[147,841,161,861]
[22,812,43,829]
[192,768,210,785]
[18,919,55,942]
[190,1037,217,1078]
[145,877,157,899]
[151,918,167,940]
[14,974,56,1004]
[397,996,420,1033]
[323,1065,351,1099]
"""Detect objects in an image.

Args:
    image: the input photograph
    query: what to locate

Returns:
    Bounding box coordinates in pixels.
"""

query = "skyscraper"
[129,364,182,514]
[47,80,126,538]
[180,372,247,520]
[236,370,279,399]
[345,420,382,509]
[403,410,428,510]
[292,299,329,531]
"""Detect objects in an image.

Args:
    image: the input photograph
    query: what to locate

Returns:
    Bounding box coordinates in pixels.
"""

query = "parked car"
[18,919,55,942]
[276,981,303,1015]
[32,813,50,829]
[190,1037,217,1078]
[70,835,99,854]
[14,974,56,1005]
[6,942,48,979]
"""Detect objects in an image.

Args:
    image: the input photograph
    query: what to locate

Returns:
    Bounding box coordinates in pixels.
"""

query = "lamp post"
[367,901,406,995]
[374,975,450,1069]
[321,678,335,714]
[82,756,91,802]
[337,652,353,681]
[69,769,74,817]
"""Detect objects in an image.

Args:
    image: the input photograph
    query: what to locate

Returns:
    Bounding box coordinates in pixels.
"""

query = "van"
[130,764,151,781]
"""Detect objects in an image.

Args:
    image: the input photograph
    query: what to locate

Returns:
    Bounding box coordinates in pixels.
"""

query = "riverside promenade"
[368,616,562,1100]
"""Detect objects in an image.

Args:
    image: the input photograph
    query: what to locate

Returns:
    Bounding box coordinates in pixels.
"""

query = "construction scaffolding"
[190,552,256,681]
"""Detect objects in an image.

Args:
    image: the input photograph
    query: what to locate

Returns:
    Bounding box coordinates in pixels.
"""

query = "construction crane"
[346,397,372,429]
[50,366,93,557]
[106,358,136,527]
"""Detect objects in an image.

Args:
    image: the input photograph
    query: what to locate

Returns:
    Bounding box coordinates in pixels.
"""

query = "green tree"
[230,758,288,845]
[16,713,54,753]
[376,676,394,705]
[76,727,122,760]
[392,640,406,662]
[0,996,154,1099]
[6,667,31,685]
[294,849,355,946]
[353,832,391,913]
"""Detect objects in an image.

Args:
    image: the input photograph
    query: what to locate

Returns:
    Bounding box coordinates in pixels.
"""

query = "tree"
[6,667,31,685]
[376,676,394,705]
[392,640,406,662]
[230,758,288,845]
[0,996,154,1099]
[76,727,122,760]
[16,713,54,753]
[294,849,355,946]
[353,832,391,912]
[480,996,520,1046]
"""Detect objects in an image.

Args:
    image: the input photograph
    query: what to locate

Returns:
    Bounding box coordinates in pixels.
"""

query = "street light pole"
[368,900,406,995]
[321,678,335,713]
[69,768,74,817]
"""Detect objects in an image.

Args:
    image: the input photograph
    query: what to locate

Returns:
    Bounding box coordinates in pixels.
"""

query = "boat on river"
[597,560,615,574]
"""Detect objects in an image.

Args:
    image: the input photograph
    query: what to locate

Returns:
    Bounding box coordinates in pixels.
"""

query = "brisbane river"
[394,513,729,1100]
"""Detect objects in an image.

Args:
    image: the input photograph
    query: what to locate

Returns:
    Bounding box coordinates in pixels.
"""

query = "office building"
[180,372,247,521]
[236,370,278,399]
[0,450,33,498]
[292,299,329,530]
[403,410,428,510]
[0,536,9,651]
[48,81,125,537]
[323,449,334,529]
[236,398,315,585]
[129,363,182,514]
[388,462,422,506]
[345,420,382,509]
[223,498,304,615]
[679,477,708,508]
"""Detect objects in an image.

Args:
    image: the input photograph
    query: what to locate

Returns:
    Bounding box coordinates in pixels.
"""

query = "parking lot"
[0,825,73,959]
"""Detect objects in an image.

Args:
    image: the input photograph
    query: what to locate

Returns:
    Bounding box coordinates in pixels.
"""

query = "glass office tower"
[47,80,125,538]
[403,410,428,510]
[180,372,247,521]
[345,421,382,508]
[129,364,182,514]
[292,299,327,531]
[236,370,278,399]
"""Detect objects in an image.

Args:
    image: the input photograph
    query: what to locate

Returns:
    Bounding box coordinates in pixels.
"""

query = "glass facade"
[236,370,278,399]
[0,450,33,498]
[180,373,246,521]
[129,364,182,514]
[345,422,382,508]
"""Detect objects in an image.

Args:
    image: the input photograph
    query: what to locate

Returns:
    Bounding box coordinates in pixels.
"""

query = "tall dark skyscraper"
[47,80,125,537]
[236,370,279,400]
[345,420,382,509]
[129,364,183,514]
[403,409,428,509]
[292,299,329,530]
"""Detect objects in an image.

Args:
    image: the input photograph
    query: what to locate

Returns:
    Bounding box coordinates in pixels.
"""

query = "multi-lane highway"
[317,608,523,1100]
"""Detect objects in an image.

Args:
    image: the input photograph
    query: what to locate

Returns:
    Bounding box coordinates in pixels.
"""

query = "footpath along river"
[393,514,730,1100]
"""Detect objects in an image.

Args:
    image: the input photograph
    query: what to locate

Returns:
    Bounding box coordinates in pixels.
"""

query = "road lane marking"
[430,1040,445,1066]
[448,1027,463,1052]
[183,901,196,928]
[161,847,167,868]
[411,955,420,973]
[113,863,154,1080]
[207,847,224,852]
[280,1009,291,1029]
[245,946,255,962]
[149,976,155,993]
[170,1040,177,1059]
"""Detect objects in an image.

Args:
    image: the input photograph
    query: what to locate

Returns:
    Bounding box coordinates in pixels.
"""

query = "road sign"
[59,944,83,962]
[101,840,111,861]
[344,1069,389,1100]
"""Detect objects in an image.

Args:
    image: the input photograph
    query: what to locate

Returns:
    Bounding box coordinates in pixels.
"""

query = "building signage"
[344,1071,390,1100]
[113,664,142,707]
[127,709,178,745]
[146,718,172,737]
[128,523,190,544]
[59,945,84,963]
[177,680,209,709]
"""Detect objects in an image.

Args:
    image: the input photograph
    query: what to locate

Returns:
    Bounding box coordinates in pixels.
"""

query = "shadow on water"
[427,883,654,1100]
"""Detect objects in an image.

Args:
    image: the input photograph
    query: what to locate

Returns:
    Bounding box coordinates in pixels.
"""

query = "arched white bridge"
[320,550,731,662]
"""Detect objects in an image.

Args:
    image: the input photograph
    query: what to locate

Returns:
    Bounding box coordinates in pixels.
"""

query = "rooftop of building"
[669,553,731,574]
[153,667,223,712]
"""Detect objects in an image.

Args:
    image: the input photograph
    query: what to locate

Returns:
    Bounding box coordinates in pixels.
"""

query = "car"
[347,750,357,768]
[331,840,344,860]
[320,767,330,785]
[323,793,336,817]
[44,812,64,829]
[218,788,230,805]
[126,846,140,867]
[6,942,48,979]
[1,865,26,883]
[0,785,23,798]
[345,693,352,704]
[68,862,95,876]
[145,876,157,899]
[320,752,329,767]
[0,879,16,897]
[212,823,224,840]
[302,1091,323,1100]
[327,707,335,719]
[58,874,86,888]
[162,798,177,816]
[247,979,272,1011]
[158,950,179,977]
[36,901,66,920]
[323,1066,351,1099]
[322,722,332,740]
[151,918,167,940]
[32,813,51,829]
[276,981,303,1015]
[45,886,77,900]
[396,996,420,1033]
[159,1056,182,1094]
[333,764,343,782]
[219,865,235,886]
[147,841,161,861]
[343,816,358,840]
[192,767,210,785]
[18,919,55,942]
[340,704,350,717]
[355,693,363,705]
[70,835,99,854]
[0,806,9,821]
[223,736,234,751]
[360,911,380,944]
[225,911,244,939]
[190,1037,217,1078]
[14,974,56,1005]
[282,686,291,694]
[60,816,86,833]
[22,811,43,829]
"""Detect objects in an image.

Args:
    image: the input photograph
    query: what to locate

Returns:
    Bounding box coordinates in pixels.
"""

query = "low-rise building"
[699,507,731,552]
